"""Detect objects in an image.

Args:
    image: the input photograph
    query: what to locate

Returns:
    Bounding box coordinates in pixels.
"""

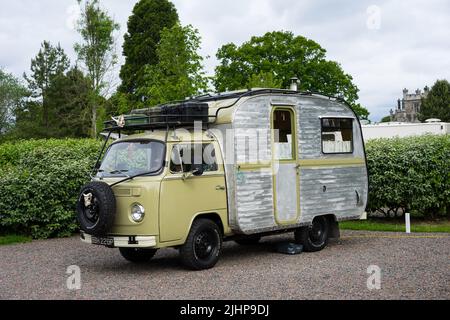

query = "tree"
[0,69,29,135]
[419,80,450,122]
[23,41,70,133]
[12,68,92,139]
[12,101,47,139]
[214,31,369,118]
[247,71,282,89]
[381,115,392,123]
[45,68,92,137]
[119,0,179,103]
[75,0,120,137]
[138,24,209,106]
[351,103,370,120]
[105,91,132,118]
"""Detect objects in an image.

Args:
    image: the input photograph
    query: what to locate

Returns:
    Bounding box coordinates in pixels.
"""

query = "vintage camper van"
[77,88,368,270]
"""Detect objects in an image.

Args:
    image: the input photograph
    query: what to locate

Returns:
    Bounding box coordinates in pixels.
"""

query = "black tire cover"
[76,181,116,236]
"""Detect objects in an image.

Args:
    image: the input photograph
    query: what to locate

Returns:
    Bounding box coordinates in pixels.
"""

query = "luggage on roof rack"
[104,102,210,131]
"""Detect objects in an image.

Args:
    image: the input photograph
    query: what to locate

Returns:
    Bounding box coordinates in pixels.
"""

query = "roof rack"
[103,114,217,132]
[102,88,344,133]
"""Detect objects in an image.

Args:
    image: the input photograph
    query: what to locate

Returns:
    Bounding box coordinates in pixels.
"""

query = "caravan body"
[78,89,368,270]
[208,92,368,234]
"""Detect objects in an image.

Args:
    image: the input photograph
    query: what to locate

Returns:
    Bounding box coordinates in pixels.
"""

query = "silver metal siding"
[299,166,367,222]
[212,94,368,234]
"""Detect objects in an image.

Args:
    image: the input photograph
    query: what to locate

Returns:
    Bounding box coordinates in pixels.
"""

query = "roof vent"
[290,77,299,91]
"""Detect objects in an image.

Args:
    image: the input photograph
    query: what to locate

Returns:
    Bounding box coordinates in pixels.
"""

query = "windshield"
[98,140,165,177]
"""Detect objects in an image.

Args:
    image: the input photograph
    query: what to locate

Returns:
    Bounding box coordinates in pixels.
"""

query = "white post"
[405,212,411,234]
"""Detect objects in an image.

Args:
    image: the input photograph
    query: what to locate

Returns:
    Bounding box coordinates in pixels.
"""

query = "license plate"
[91,236,114,247]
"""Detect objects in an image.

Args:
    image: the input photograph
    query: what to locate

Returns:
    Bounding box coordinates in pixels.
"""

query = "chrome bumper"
[80,232,157,248]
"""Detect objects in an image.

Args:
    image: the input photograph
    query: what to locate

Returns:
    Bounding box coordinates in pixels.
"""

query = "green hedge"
[366,134,450,218]
[0,135,448,239]
[0,139,102,238]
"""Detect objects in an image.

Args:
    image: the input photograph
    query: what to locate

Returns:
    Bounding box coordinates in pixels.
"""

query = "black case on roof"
[138,102,209,124]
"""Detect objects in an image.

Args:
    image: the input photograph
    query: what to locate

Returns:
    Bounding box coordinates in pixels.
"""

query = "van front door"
[271,108,300,225]
[159,142,227,242]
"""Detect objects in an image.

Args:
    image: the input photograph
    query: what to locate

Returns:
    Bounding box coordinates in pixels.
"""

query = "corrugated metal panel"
[299,166,367,222]
[235,170,275,232]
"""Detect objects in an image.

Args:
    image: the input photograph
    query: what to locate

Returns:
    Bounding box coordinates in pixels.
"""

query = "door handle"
[215,185,226,191]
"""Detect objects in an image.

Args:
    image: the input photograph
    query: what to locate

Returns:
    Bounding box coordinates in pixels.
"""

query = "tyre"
[294,216,329,252]
[234,235,261,245]
[119,248,158,263]
[179,219,222,270]
[76,181,116,236]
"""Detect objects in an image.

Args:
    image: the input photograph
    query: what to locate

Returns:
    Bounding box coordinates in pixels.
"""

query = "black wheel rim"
[194,229,218,260]
[309,218,326,245]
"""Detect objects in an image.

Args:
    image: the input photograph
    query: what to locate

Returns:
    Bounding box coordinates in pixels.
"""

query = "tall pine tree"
[119,0,179,103]
[24,41,70,134]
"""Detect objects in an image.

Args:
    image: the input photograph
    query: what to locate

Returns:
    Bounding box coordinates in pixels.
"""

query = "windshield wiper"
[109,168,161,188]
[109,169,130,178]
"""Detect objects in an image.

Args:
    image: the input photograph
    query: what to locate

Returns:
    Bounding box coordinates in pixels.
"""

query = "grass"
[0,234,32,246]
[0,219,448,245]
[340,218,450,233]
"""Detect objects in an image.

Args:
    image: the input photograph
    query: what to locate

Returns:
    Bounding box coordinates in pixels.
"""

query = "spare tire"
[76,181,116,236]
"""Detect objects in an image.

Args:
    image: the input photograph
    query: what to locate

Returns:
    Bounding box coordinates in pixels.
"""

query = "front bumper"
[80,231,157,248]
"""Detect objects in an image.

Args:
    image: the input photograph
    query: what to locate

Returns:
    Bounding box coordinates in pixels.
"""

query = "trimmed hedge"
[0,135,448,239]
[366,134,450,218]
[0,139,102,238]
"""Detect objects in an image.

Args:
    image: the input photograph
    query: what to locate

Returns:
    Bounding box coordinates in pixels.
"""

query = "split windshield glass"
[98,140,165,177]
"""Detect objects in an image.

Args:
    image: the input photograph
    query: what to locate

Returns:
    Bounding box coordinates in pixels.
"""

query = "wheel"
[234,235,261,245]
[76,181,116,236]
[294,216,329,252]
[119,248,158,263]
[179,219,222,270]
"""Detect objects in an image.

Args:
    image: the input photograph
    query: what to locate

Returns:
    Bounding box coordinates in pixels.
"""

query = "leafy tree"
[105,91,132,117]
[11,68,92,139]
[119,0,179,103]
[138,24,209,106]
[247,71,282,89]
[10,101,47,139]
[351,103,370,120]
[419,80,450,122]
[0,69,29,135]
[381,115,391,123]
[214,31,369,118]
[23,41,70,133]
[75,0,120,137]
[45,68,92,137]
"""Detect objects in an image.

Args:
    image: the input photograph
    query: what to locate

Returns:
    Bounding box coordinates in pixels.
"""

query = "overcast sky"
[1,0,449,121]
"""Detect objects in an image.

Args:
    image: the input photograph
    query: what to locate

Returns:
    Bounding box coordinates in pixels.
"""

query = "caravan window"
[321,118,353,154]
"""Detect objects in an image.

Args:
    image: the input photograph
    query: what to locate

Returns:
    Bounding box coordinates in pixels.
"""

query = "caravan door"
[271,107,300,224]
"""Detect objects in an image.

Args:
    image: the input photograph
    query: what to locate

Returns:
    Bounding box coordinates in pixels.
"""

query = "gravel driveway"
[1,230,449,300]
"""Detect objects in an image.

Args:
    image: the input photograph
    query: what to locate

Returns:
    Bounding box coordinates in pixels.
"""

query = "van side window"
[170,143,218,173]
[321,118,353,154]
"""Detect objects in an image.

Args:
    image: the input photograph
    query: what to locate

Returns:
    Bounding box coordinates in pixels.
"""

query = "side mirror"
[192,164,204,176]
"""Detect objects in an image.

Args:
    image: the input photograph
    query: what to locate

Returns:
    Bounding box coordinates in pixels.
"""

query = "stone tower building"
[390,87,429,122]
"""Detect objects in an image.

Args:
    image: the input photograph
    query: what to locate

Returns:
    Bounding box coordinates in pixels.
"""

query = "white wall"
[361,122,450,141]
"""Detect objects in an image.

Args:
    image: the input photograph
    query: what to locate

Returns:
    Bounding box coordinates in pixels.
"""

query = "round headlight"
[131,203,145,222]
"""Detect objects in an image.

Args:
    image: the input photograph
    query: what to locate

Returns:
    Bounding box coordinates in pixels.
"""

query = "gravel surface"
[0,230,449,300]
